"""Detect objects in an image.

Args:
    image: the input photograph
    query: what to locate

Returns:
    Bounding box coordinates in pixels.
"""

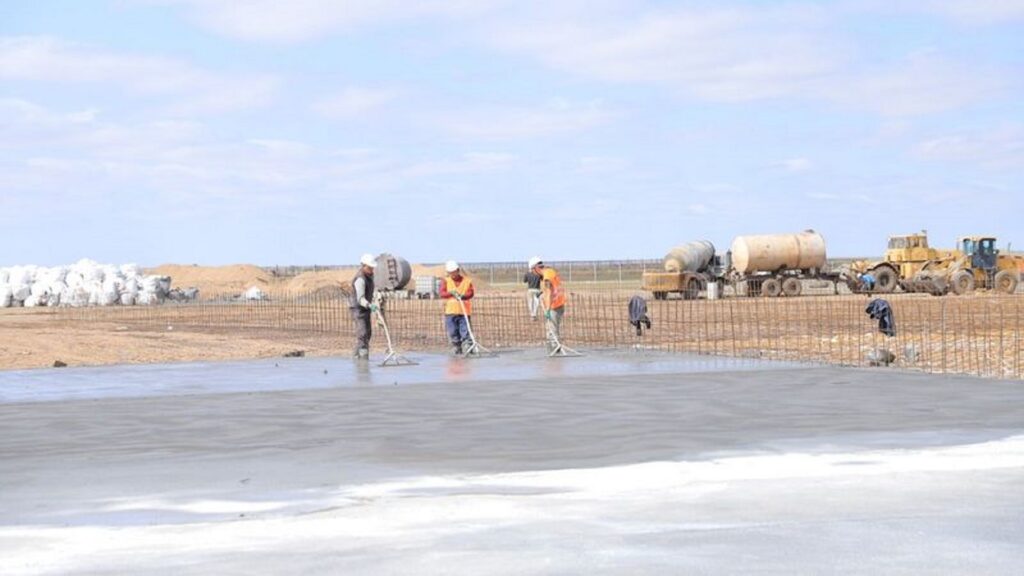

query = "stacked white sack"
[0,259,171,308]
[243,286,266,301]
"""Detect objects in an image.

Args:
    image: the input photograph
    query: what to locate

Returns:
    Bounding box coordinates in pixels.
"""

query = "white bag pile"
[243,286,266,301]
[0,259,172,308]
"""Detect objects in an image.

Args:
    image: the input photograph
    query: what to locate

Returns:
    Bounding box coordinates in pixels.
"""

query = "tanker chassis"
[643,231,852,299]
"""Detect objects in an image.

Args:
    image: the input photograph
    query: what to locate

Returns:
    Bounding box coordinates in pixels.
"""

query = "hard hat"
[528,256,542,268]
[445,260,460,273]
[360,253,378,268]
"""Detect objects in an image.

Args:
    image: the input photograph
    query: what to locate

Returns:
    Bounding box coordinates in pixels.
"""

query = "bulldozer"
[848,231,952,293]
[910,236,1022,295]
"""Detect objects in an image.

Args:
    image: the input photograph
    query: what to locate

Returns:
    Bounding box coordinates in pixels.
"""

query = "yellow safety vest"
[444,276,473,315]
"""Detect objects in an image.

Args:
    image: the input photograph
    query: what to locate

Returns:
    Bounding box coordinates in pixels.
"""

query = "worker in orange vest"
[439,260,475,355]
[530,257,566,349]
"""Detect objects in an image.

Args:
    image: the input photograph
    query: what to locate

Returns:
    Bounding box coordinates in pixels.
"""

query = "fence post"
[941,298,947,373]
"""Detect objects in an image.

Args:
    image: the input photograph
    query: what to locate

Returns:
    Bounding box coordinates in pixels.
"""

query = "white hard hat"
[360,253,378,268]
[528,256,542,268]
[445,260,460,273]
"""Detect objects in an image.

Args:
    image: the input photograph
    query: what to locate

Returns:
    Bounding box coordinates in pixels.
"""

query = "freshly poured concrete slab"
[1,353,1022,574]
[0,348,799,403]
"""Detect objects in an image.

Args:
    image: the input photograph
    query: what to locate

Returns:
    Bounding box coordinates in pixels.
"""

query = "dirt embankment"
[146,263,483,296]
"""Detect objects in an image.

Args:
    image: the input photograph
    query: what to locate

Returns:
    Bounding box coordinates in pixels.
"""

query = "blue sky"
[2,0,1022,266]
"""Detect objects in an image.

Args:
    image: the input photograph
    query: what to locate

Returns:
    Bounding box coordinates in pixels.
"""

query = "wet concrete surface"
[1,352,1023,574]
[0,348,799,403]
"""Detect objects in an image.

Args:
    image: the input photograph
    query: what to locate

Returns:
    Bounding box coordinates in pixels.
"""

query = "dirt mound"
[146,264,275,295]
[284,269,356,293]
[144,262,491,296]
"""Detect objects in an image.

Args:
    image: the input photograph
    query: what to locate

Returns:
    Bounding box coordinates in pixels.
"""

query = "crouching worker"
[350,253,378,360]
[439,260,475,355]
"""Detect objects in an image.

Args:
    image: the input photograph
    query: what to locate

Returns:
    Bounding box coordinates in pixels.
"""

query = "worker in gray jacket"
[350,253,378,359]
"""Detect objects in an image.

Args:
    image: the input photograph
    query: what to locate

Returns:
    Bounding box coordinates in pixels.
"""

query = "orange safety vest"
[444,276,473,315]
[542,268,566,309]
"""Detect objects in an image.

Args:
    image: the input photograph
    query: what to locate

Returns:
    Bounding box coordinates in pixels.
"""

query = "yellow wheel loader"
[911,236,1022,296]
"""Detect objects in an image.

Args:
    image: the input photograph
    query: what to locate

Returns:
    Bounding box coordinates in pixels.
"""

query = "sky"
[1,1,1022,266]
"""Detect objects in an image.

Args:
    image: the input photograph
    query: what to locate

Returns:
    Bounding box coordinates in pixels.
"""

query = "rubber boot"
[356,348,369,361]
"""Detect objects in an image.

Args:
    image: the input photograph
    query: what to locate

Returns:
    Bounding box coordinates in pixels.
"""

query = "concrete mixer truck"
[642,241,720,300]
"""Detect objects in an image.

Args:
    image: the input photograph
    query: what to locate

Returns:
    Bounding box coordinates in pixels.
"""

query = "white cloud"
[0,36,278,114]
[778,158,813,173]
[476,4,1015,115]
[158,0,501,42]
[311,87,400,119]
[917,0,1024,24]
[823,52,1010,116]
[248,139,314,156]
[408,152,516,176]
[143,2,1016,117]
[915,126,1024,170]
[806,192,840,201]
[577,156,628,173]
[430,99,613,140]
[481,4,841,102]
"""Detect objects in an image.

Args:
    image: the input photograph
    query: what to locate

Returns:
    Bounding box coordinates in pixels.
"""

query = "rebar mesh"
[63,290,1024,380]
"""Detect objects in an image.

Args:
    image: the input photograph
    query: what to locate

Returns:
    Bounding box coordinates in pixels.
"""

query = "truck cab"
[882,232,940,277]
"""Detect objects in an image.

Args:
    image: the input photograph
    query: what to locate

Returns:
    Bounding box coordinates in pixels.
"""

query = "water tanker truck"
[728,230,847,297]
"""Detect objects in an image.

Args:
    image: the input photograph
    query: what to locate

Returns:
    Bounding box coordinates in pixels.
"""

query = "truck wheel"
[781,277,802,297]
[683,278,701,300]
[872,266,898,293]
[653,291,667,301]
[950,270,975,295]
[994,270,1019,294]
[761,278,782,297]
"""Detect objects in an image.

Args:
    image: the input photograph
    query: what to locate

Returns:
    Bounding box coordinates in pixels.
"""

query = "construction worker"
[439,260,475,355]
[349,253,378,359]
[530,257,566,349]
[524,258,542,320]
[859,272,876,293]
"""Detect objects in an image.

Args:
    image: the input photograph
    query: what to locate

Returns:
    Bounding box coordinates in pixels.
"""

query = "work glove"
[454,292,463,300]
[369,303,379,312]
[544,310,552,320]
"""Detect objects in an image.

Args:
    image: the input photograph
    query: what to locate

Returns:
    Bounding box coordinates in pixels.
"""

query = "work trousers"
[351,308,372,353]
[527,288,542,318]
[545,306,565,344]
[445,314,470,346]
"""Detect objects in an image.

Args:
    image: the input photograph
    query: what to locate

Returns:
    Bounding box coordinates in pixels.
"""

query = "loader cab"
[959,236,998,271]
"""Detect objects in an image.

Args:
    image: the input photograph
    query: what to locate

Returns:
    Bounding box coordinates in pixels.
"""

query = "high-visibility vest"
[542,268,566,309]
[444,276,473,315]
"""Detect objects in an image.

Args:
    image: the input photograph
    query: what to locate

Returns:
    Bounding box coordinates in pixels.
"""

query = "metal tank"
[729,230,827,275]
[664,240,716,273]
[375,253,413,290]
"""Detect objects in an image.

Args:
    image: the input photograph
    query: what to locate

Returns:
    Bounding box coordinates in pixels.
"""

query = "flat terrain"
[0,309,347,370]
[1,353,1022,574]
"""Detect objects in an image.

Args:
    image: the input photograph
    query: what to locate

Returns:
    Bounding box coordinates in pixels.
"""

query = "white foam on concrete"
[4,435,1023,575]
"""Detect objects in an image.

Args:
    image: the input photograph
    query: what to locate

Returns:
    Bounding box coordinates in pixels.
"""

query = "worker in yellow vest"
[439,260,475,355]
[530,257,566,349]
